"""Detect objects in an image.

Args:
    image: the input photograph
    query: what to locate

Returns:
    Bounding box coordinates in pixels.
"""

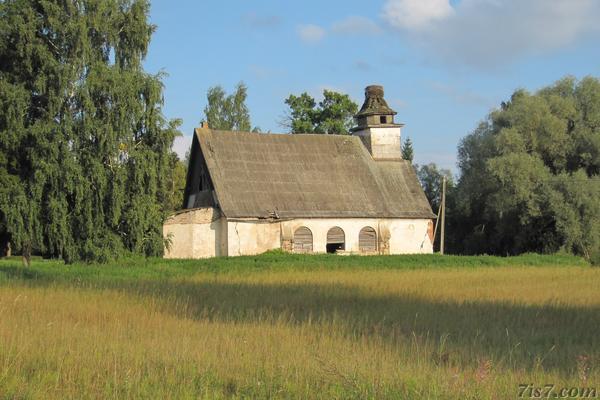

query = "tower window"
[380,116,387,124]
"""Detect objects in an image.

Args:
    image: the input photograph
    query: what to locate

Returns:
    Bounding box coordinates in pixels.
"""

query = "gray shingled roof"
[195,128,435,219]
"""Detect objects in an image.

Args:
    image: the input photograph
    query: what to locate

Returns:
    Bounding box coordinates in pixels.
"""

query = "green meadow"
[0,253,598,399]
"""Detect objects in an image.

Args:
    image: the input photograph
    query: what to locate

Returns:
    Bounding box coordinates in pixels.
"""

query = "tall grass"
[0,254,597,399]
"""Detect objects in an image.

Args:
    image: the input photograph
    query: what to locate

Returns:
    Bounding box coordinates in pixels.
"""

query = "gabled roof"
[193,128,435,219]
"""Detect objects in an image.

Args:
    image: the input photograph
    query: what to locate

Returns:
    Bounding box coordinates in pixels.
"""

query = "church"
[163,85,436,258]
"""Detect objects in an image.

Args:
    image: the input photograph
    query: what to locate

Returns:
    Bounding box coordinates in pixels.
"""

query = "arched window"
[293,227,313,253]
[359,226,377,253]
[326,227,345,253]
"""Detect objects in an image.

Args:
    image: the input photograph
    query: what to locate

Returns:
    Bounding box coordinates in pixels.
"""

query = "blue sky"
[143,0,600,171]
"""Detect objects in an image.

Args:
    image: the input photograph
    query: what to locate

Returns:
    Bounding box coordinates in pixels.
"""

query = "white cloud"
[382,0,453,30]
[297,24,326,43]
[382,0,600,68]
[331,16,383,36]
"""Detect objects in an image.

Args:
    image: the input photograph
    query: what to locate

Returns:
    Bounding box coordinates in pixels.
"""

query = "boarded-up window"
[359,226,377,253]
[293,227,313,253]
[326,227,345,253]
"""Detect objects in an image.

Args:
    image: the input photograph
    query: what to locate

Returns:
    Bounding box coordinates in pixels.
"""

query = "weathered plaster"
[226,220,281,256]
[163,208,223,258]
[281,218,432,255]
[163,212,434,258]
[352,126,402,160]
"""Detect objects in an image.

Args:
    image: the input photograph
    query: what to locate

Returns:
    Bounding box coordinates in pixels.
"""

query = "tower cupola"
[352,85,404,160]
[353,85,398,128]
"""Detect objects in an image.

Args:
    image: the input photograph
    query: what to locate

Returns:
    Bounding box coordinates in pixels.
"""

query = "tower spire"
[352,85,404,160]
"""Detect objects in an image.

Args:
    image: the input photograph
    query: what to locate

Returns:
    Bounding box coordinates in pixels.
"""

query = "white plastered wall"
[387,219,433,254]
[353,126,402,160]
[223,218,433,256]
[163,208,223,258]
[281,218,432,254]
[226,220,281,256]
[164,212,434,258]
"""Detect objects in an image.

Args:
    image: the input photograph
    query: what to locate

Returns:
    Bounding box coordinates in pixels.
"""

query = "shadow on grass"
[1,264,598,376]
[145,280,600,373]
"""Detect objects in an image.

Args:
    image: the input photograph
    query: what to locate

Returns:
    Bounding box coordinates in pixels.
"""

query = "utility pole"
[440,175,446,255]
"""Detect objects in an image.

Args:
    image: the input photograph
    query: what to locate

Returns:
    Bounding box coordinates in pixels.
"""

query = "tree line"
[1,1,598,263]
[448,77,599,261]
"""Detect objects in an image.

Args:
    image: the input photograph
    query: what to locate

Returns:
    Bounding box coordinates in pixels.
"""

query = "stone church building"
[163,85,436,258]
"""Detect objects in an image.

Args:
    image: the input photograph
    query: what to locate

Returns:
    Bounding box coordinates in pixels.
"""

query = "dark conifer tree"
[401,137,414,162]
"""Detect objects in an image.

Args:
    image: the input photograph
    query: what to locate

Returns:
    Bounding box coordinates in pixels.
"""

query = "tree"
[451,76,600,259]
[416,164,454,214]
[203,83,252,131]
[402,137,414,162]
[165,154,188,213]
[284,93,317,133]
[284,90,358,134]
[0,0,180,263]
[416,163,457,252]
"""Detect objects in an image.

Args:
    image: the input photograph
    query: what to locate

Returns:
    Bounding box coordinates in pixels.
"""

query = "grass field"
[0,253,598,399]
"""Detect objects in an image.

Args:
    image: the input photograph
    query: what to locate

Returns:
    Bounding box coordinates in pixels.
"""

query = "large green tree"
[451,76,600,260]
[203,82,252,131]
[284,90,358,134]
[0,0,180,263]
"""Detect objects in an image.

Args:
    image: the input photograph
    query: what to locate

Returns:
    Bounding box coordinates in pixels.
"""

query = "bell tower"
[351,85,403,160]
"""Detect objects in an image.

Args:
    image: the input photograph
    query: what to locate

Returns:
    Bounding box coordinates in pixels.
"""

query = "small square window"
[380,116,387,124]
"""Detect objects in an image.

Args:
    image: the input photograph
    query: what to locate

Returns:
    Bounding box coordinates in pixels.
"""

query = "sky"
[143,0,600,172]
